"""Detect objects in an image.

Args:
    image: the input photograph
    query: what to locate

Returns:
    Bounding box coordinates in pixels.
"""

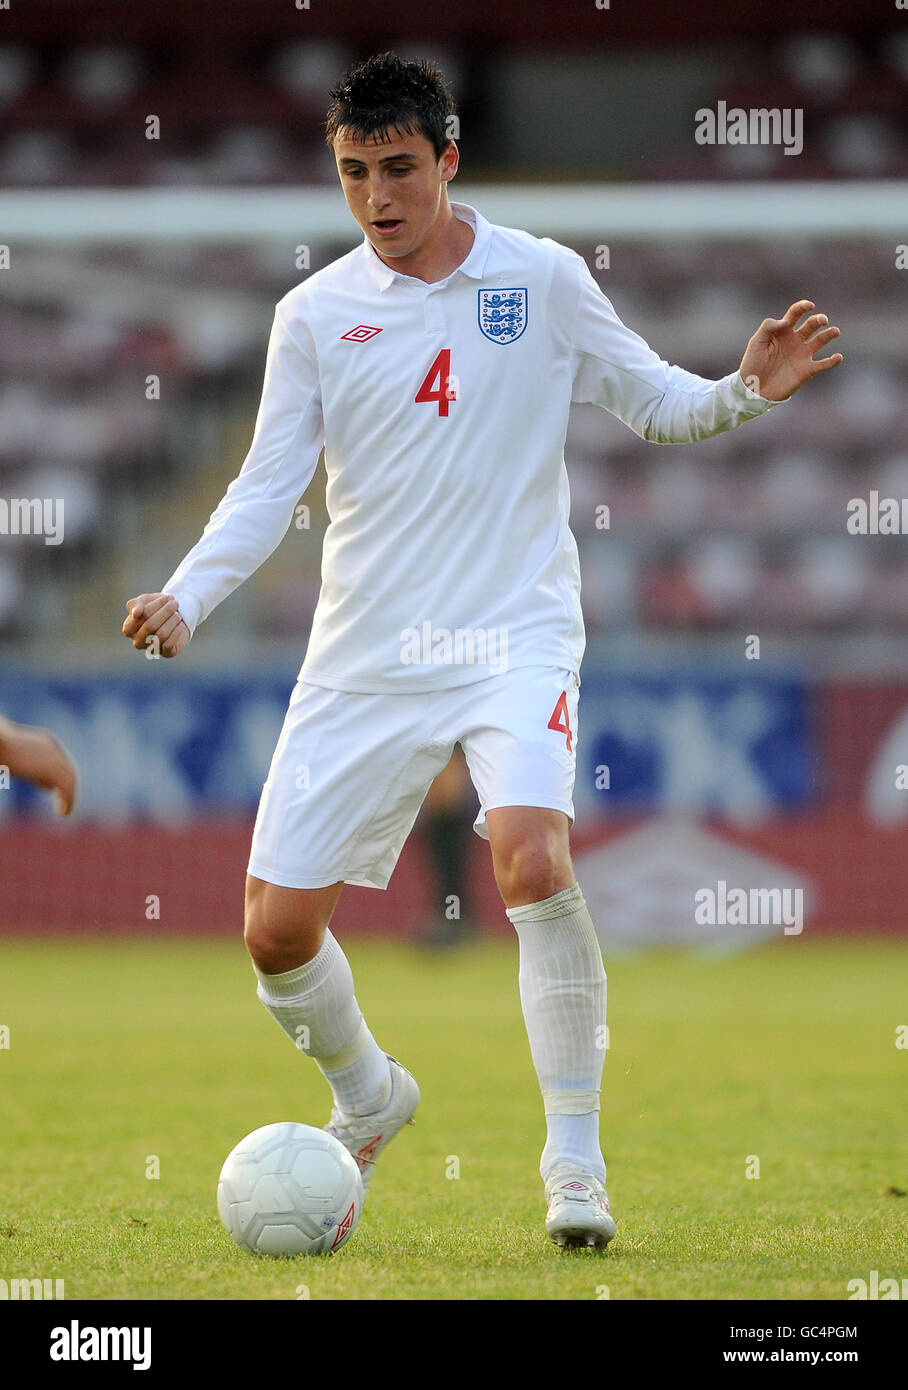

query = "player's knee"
[244,920,323,974]
[496,837,572,906]
[243,902,324,974]
[243,905,273,969]
[243,908,270,966]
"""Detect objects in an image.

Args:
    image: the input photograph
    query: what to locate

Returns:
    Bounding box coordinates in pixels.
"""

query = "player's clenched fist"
[0,713,78,815]
[122,593,191,659]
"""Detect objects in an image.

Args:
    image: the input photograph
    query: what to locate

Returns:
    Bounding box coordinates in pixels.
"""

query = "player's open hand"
[122,593,191,659]
[0,715,78,815]
[738,300,843,402]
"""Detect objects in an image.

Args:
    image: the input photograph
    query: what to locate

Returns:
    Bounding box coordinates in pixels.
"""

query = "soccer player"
[122,53,842,1249]
[0,712,77,816]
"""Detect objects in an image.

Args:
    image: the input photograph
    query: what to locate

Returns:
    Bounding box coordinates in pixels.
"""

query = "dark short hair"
[325,51,457,162]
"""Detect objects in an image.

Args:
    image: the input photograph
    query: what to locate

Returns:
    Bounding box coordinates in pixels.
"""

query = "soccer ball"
[217,1122,364,1256]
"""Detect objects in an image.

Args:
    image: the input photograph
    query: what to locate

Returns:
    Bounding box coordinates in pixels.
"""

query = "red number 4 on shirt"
[548,690,573,751]
[415,349,456,417]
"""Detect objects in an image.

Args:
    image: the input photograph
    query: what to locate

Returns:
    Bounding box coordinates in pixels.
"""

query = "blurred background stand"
[0,2,905,950]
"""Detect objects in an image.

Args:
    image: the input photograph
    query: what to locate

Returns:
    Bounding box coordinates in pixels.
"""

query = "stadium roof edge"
[2,182,906,242]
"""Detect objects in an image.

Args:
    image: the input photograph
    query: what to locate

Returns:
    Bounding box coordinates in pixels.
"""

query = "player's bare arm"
[739,298,843,401]
[122,592,191,659]
[0,712,77,815]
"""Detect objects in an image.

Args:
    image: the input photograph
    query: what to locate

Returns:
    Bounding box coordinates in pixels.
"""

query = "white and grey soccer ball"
[217,1122,364,1256]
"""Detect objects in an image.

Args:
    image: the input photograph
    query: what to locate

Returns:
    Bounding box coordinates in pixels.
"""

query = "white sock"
[253,929,391,1117]
[506,882,607,1185]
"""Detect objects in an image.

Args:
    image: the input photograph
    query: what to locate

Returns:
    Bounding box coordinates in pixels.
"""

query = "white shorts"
[247,665,580,891]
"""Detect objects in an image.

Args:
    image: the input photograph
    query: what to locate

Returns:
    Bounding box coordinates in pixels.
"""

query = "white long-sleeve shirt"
[163,201,782,691]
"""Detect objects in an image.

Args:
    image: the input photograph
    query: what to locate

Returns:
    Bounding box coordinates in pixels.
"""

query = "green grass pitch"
[0,936,904,1300]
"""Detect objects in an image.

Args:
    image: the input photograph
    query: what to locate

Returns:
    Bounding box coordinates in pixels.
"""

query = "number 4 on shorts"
[548,690,573,751]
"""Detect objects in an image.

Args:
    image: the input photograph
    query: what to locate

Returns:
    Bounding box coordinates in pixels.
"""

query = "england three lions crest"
[478,288,528,344]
